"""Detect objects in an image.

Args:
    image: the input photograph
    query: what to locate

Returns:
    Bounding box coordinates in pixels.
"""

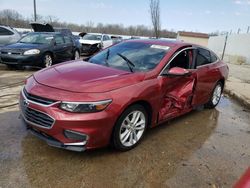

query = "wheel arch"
[44,51,54,60]
[119,100,153,128]
[218,78,225,90]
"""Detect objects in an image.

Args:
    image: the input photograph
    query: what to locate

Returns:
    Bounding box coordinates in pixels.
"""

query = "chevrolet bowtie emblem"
[23,99,29,107]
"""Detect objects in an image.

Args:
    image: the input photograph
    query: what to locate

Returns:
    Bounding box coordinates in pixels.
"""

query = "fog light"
[64,130,88,141]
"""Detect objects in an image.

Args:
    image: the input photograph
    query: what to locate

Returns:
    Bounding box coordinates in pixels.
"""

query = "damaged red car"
[19,40,229,152]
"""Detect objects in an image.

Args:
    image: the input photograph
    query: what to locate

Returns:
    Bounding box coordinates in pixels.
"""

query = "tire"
[73,50,80,60]
[112,104,148,151]
[43,53,53,68]
[205,82,223,109]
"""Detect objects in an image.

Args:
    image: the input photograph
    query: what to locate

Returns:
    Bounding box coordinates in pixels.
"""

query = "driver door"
[158,48,197,122]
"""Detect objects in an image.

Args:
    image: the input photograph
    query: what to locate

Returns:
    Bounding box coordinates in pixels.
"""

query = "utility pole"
[221,32,228,60]
[237,28,240,34]
[33,0,37,21]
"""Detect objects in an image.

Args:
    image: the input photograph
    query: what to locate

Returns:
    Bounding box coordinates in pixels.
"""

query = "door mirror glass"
[164,67,191,77]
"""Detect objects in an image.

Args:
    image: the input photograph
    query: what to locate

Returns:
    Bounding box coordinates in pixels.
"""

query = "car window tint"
[211,51,218,62]
[64,36,72,44]
[55,35,64,44]
[0,27,14,36]
[196,48,211,66]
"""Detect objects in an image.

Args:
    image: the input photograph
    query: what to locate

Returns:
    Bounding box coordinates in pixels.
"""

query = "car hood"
[79,39,100,45]
[30,22,55,32]
[2,42,48,51]
[33,61,145,93]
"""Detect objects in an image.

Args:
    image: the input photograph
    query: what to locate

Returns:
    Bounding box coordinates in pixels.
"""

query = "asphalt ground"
[0,65,249,188]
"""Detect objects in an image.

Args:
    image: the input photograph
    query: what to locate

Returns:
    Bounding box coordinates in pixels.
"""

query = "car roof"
[28,32,61,35]
[125,39,192,48]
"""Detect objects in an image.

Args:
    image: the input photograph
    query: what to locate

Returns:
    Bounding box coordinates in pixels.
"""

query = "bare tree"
[149,0,161,38]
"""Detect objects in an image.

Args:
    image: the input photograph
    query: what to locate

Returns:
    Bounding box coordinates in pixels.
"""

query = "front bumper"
[19,87,116,151]
[0,54,43,66]
[24,123,86,152]
[81,44,100,55]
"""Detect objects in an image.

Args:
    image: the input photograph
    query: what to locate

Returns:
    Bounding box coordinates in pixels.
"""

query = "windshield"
[19,33,54,44]
[88,41,169,72]
[82,34,102,41]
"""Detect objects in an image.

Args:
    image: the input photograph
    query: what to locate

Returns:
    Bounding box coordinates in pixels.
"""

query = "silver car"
[0,26,21,46]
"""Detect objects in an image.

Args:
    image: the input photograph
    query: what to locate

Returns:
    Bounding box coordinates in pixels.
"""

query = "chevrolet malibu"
[19,40,229,152]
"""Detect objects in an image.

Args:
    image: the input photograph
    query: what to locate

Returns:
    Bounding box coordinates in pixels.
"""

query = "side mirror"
[53,41,57,46]
[164,67,191,77]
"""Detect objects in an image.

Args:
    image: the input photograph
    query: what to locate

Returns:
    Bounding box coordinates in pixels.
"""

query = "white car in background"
[79,33,113,55]
[0,26,21,46]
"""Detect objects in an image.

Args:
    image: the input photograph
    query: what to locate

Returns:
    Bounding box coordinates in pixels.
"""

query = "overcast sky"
[1,0,250,33]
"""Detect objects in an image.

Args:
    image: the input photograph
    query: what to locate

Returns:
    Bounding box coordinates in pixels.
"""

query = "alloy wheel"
[44,54,53,67]
[212,84,222,105]
[74,51,80,60]
[119,110,146,147]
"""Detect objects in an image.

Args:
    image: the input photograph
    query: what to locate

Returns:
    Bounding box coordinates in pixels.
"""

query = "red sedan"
[19,40,229,152]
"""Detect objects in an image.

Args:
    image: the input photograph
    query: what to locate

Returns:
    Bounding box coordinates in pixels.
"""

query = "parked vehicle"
[30,22,82,56]
[0,32,80,68]
[19,39,229,152]
[111,35,123,45]
[0,25,21,46]
[79,32,113,55]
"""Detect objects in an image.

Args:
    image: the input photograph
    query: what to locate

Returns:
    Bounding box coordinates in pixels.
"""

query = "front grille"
[1,51,22,55]
[20,98,55,128]
[81,44,91,50]
[23,88,56,106]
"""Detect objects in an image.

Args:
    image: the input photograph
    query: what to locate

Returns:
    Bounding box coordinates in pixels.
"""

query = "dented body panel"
[19,40,229,150]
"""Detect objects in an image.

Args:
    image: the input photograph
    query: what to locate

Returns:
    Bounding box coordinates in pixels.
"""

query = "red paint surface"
[234,168,250,188]
[21,40,229,149]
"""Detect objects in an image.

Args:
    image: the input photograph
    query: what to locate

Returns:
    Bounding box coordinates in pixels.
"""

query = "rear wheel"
[112,104,148,151]
[205,82,223,108]
[43,53,53,68]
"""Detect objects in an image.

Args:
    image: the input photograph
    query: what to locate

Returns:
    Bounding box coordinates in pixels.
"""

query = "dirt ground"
[0,67,250,188]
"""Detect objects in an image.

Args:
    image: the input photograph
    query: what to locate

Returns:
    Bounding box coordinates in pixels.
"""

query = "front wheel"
[112,104,148,151]
[73,50,80,60]
[205,82,223,108]
[43,53,53,68]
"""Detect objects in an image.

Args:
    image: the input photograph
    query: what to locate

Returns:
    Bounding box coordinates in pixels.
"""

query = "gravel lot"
[0,65,250,188]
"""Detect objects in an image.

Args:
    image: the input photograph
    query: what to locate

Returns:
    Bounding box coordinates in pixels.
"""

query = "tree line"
[0,9,177,38]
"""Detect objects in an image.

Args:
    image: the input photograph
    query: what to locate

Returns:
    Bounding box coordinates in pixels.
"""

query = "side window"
[54,35,64,45]
[211,51,218,62]
[0,27,14,36]
[64,36,72,44]
[168,49,194,70]
[196,48,211,67]
[103,35,110,41]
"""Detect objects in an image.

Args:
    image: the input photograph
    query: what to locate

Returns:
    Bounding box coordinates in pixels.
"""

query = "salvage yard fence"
[208,33,250,65]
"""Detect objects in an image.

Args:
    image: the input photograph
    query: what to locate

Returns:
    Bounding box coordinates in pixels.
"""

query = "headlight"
[60,99,112,113]
[23,49,40,55]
